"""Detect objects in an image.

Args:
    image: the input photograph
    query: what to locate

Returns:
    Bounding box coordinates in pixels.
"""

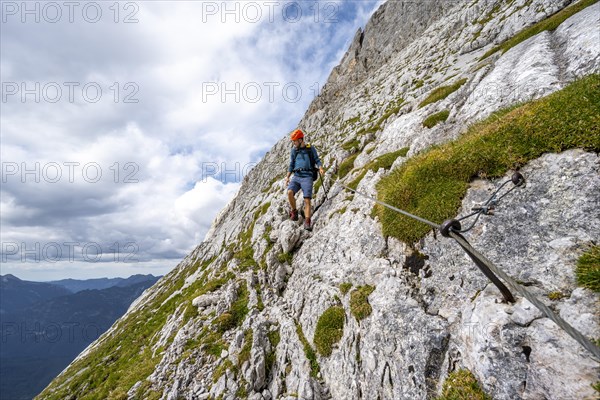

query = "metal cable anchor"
[457,172,525,233]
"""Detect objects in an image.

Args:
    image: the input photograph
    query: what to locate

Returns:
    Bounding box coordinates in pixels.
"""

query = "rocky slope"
[39,1,600,399]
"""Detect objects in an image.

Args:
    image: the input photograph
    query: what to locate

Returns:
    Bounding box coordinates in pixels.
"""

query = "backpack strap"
[293,144,316,170]
[306,143,315,169]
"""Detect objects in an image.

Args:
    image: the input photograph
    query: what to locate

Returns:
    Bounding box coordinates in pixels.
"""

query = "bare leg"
[288,190,297,210]
[304,198,311,220]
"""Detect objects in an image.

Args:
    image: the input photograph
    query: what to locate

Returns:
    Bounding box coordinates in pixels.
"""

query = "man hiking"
[285,129,324,231]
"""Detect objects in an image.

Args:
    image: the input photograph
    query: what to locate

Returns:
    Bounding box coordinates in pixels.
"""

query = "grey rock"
[261,389,272,400]
[279,220,302,254]
[510,298,544,327]
[559,287,600,339]
[192,293,219,308]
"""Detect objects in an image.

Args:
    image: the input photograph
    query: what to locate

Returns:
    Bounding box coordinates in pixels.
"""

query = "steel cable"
[338,178,600,359]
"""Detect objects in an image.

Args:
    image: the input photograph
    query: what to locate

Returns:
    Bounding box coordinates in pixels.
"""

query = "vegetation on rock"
[376,75,600,243]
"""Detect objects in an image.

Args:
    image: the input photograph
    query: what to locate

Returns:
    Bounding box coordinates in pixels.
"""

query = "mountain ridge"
[49,274,160,293]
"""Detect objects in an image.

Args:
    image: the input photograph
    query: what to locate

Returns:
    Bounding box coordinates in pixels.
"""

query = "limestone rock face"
[41,1,599,400]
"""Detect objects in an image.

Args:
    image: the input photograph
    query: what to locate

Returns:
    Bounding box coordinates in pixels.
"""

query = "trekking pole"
[314,171,330,213]
[320,171,330,202]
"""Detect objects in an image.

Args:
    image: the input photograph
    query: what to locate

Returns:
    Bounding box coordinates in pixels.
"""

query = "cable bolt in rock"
[454,172,525,233]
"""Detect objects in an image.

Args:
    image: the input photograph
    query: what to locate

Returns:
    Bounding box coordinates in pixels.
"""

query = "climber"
[285,129,324,231]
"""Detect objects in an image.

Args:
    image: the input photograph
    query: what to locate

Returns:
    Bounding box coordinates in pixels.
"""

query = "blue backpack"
[293,144,319,181]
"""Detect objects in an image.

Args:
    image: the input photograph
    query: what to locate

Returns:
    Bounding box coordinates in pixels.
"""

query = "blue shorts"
[288,175,313,199]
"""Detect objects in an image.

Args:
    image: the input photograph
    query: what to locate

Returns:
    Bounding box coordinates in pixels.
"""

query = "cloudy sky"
[1,0,383,281]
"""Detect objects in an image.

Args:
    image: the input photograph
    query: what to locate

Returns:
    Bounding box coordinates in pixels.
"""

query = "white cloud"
[0,0,383,280]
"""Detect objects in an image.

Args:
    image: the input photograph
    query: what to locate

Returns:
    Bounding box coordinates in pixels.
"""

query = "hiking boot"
[304,217,312,231]
[290,209,298,221]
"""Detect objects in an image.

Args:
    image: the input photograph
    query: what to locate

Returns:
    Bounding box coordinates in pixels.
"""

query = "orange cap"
[290,129,304,141]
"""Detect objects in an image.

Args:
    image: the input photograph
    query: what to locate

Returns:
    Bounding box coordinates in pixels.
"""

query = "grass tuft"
[295,322,320,378]
[230,282,250,326]
[438,369,491,400]
[313,306,345,357]
[576,245,600,292]
[215,281,250,332]
[265,328,281,379]
[350,285,376,321]
[339,282,353,295]
[356,96,406,136]
[547,291,565,301]
[342,138,361,152]
[277,252,293,264]
[376,75,600,244]
[212,359,234,383]
[238,329,253,367]
[423,110,450,128]
[338,153,358,179]
[418,79,467,108]
[348,147,409,190]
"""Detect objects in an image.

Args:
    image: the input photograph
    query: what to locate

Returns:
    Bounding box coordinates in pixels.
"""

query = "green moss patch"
[260,226,274,269]
[547,291,565,301]
[376,75,600,244]
[314,306,345,357]
[277,252,293,264]
[230,283,250,327]
[238,329,253,367]
[423,110,450,128]
[329,206,347,220]
[576,245,600,292]
[212,359,235,383]
[342,138,361,152]
[265,328,281,379]
[259,201,271,216]
[236,379,249,398]
[375,96,406,127]
[295,322,320,378]
[350,285,376,321]
[438,369,491,400]
[418,78,467,108]
[234,245,258,271]
[256,285,265,311]
[477,1,502,26]
[481,0,599,60]
[338,153,359,179]
[233,203,270,272]
[348,147,409,190]
[197,329,228,357]
[339,282,353,295]
[214,281,249,332]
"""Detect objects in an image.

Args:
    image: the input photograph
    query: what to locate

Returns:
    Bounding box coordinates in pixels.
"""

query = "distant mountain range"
[0,274,160,400]
[0,274,72,315]
[49,274,159,293]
